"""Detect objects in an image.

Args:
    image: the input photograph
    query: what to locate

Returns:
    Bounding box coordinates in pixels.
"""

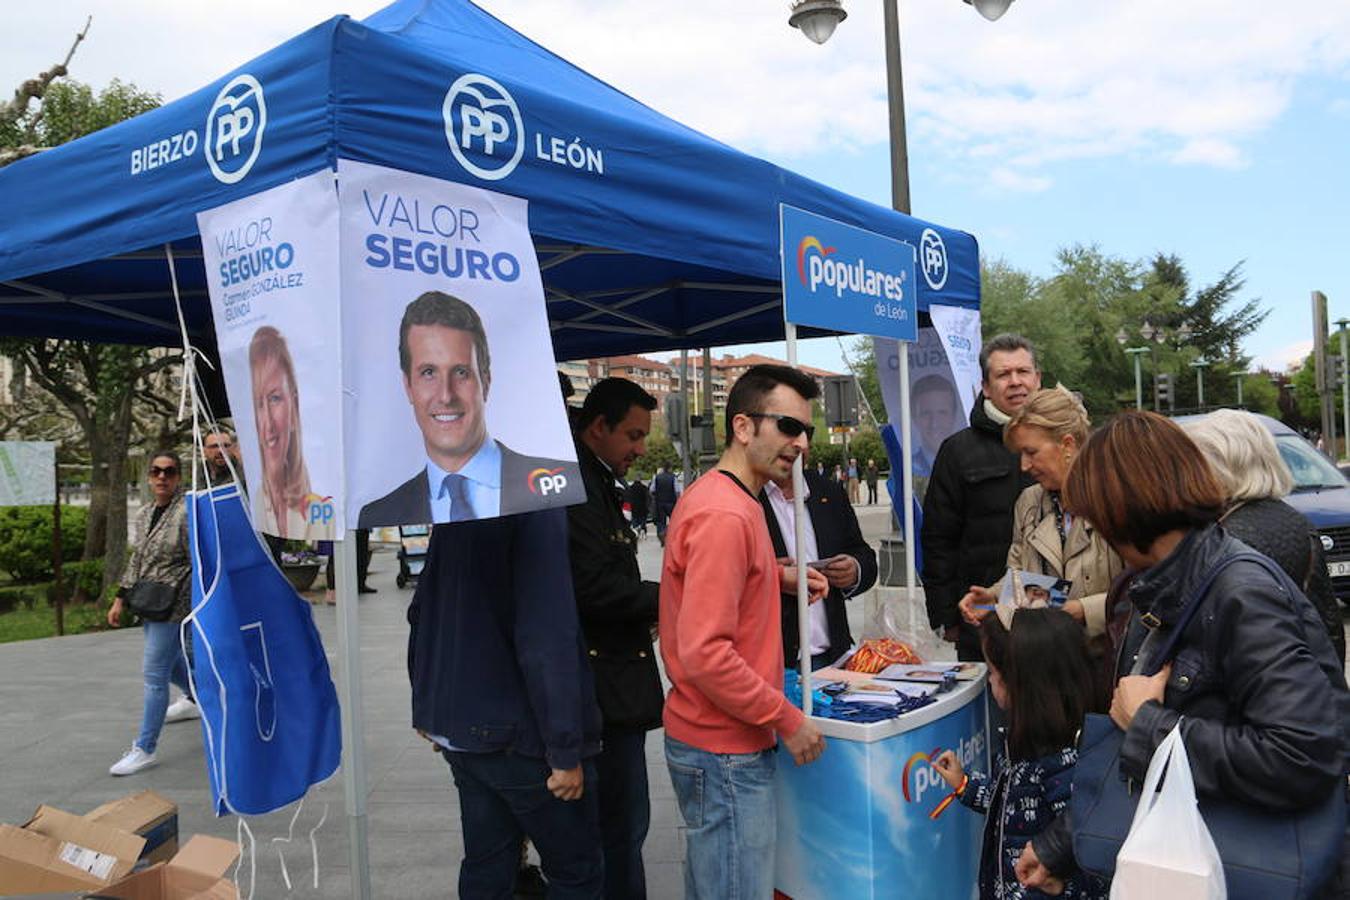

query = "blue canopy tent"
[0,1,980,895]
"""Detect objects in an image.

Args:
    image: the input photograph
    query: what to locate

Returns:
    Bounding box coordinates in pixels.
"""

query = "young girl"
[931,608,1105,899]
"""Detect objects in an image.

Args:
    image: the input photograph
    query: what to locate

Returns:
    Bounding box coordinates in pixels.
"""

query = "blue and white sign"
[780,204,918,342]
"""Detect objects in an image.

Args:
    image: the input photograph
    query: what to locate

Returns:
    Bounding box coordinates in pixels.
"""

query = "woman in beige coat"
[958,388,1123,637]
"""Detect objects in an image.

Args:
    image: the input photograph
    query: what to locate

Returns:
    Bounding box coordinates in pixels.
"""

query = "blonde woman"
[958,388,1123,637]
[249,326,315,539]
[1183,408,1345,665]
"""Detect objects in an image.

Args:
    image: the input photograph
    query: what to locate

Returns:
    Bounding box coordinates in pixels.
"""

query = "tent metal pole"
[898,341,918,633]
[680,349,692,484]
[785,324,812,711]
[335,536,372,900]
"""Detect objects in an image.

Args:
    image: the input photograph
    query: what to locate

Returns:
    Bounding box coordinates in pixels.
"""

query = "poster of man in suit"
[341,160,582,527]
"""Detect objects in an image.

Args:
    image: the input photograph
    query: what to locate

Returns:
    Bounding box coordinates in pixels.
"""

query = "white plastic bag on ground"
[1110,722,1226,900]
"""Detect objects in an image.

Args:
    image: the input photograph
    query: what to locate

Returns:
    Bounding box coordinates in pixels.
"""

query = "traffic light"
[1334,355,1347,391]
[1154,373,1174,412]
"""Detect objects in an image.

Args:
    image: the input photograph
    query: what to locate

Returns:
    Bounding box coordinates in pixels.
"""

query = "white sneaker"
[165,696,200,723]
[109,746,157,776]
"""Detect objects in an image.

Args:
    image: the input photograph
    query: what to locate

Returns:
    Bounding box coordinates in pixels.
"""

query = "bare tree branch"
[1,16,91,127]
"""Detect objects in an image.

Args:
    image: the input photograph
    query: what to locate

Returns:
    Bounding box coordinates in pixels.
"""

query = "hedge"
[0,505,89,582]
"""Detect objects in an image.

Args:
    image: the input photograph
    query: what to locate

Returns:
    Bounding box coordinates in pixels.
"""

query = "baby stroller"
[396,524,430,589]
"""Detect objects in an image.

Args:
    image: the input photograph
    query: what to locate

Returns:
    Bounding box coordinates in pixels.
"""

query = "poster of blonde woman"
[198,172,342,539]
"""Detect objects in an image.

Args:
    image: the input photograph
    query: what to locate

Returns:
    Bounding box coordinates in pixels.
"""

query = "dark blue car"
[1179,412,1350,605]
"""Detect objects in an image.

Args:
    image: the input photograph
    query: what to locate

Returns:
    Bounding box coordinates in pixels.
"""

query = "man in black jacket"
[568,377,663,899]
[760,464,878,668]
[921,334,1040,660]
[651,464,679,545]
[408,509,603,896]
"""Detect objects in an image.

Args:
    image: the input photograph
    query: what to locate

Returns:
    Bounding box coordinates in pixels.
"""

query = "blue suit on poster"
[187,484,341,816]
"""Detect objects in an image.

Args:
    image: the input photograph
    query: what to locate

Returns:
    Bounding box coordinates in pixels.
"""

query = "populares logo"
[205,74,267,184]
[796,236,836,287]
[920,228,948,291]
[527,467,569,497]
[303,493,335,527]
[902,731,985,806]
[796,233,909,302]
[443,73,524,181]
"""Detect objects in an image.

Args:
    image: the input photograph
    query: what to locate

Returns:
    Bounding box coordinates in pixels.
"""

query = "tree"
[2,40,172,597]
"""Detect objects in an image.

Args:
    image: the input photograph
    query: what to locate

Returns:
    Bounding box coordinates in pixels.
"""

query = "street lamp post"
[1123,348,1150,409]
[1337,318,1349,460]
[1231,371,1247,407]
[1191,357,1211,409]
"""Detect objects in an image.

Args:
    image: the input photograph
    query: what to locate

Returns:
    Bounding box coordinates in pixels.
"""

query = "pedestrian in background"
[865,458,879,505]
[846,457,860,504]
[107,451,198,776]
[651,464,678,546]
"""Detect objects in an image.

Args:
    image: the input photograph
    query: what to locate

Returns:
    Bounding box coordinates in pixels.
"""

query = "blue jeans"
[664,735,777,900]
[596,728,650,899]
[444,750,603,899]
[136,620,191,754]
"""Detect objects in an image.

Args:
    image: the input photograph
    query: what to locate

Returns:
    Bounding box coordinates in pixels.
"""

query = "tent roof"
[0,0,979,357]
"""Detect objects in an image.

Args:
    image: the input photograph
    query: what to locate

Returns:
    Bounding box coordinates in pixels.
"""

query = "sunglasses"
[149,466,179,478]
[747,413,815,442]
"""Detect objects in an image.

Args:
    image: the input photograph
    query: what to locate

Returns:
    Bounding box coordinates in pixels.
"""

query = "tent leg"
[898,342,918,635]
[785,325,812,710]
[335,536,372,899]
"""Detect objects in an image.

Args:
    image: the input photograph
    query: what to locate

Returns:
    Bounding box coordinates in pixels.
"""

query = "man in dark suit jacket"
[760,466,878,668]
[409,508,603,894]
[357,290,579,528]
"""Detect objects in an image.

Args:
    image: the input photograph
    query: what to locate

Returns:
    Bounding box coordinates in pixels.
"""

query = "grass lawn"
[0,602,107,644]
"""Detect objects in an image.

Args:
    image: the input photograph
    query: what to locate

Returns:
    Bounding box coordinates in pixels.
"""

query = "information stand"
[775,673,990,899]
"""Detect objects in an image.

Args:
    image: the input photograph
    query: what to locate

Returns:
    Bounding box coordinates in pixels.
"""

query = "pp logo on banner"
[920,228,948,291]
[205,74,267,185]
[527,467,569,497]
[443,74,525,181]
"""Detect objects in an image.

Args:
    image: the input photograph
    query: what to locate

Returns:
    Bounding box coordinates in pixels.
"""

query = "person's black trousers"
[595,728,651,899]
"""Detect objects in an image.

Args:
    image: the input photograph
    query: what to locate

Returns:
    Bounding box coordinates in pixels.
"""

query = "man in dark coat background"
[760,462,878,668]
[567,377,663,899]
[921,334,1041,660]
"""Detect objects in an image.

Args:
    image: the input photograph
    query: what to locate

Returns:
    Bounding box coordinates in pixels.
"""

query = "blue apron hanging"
[186,483,342,816]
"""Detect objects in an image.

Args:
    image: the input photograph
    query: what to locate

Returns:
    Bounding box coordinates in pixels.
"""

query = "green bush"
[62,558,106,601]
[0,505,88,583]
[0,582,51,614]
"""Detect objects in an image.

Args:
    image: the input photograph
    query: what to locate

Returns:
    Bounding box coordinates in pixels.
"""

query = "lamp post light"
[1191,357,1211,409]
[788,0,1014,214]
[1115,326,1152,409]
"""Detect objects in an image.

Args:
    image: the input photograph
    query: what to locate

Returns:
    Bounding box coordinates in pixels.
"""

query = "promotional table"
[775,670,990,900]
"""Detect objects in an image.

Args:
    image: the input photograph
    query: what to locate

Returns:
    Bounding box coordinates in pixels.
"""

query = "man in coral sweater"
[660,363,829,899]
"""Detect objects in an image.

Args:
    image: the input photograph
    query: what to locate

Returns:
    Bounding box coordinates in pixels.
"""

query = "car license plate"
[1328,560,1350,578]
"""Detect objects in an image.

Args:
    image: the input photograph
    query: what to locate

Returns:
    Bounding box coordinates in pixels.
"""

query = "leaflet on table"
[839,681,934,705]
[874,662,981,683]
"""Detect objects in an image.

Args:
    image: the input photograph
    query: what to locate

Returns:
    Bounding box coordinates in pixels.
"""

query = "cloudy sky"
[4,0,1348,375]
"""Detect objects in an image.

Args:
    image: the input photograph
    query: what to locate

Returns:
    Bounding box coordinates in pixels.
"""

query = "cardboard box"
[85,791,179,867]
[88,835,239,900]
[0,805,144,896]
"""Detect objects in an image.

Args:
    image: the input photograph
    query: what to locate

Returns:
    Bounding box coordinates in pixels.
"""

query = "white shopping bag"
[1110,723,1226,900]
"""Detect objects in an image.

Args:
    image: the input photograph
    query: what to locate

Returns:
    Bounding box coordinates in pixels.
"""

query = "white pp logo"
[443,74,524,181]
[920,228,948,291]
[205,74,267,184]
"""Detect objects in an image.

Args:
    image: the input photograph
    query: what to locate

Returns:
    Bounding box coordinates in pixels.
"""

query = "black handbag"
[1070,551,1347,899]
[125,579,178,622]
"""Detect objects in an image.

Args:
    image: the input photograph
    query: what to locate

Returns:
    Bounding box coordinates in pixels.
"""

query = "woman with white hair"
[1183,408,1345,665]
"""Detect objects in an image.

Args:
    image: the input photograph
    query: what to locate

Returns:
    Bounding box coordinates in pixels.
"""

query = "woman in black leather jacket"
[1016,411,1349,897]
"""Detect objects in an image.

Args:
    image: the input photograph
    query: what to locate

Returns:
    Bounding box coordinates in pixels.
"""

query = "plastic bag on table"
[867,585,943,662]
[1110,723,1225,900]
